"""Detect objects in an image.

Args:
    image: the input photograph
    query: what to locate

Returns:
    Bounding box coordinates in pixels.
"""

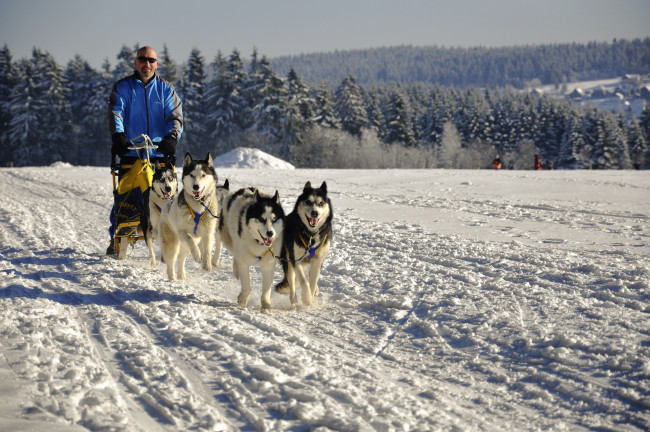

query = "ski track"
[0,166,649,431]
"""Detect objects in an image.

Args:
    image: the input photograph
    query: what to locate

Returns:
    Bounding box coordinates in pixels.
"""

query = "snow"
[213,147,295,169]
[0,152,649,431]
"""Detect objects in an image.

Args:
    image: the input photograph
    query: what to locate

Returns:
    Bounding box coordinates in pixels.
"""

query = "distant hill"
[269,38,650,89]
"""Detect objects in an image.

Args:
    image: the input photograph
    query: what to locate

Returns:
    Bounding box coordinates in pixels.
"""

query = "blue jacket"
[108,73,183,159]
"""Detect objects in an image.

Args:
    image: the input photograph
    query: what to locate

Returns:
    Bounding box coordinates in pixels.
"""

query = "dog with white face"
[159,153,219,280]
[219,187,285,310]
[275,181,332,307]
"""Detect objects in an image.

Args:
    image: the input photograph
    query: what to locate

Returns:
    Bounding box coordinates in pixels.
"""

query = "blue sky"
[1,0,649,68]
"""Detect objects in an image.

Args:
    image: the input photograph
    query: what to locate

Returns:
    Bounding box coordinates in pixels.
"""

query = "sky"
[1,0,650,69]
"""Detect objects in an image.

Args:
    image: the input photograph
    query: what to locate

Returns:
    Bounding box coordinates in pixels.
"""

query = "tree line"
[271,38,650,88]
[0,43,649,169]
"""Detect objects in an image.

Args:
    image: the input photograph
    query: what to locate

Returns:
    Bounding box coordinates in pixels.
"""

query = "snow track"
[1,165,649,431]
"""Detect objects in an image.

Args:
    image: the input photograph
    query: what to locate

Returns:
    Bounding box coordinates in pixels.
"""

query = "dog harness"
[300,234,328,258]
[187,200,212,235]
[154,203,162,215]
[255,246,275,261]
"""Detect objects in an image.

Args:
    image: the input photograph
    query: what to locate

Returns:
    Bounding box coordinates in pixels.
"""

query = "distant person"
[492,156,502,170]
[106,45,183,255]
[534,154,542,170]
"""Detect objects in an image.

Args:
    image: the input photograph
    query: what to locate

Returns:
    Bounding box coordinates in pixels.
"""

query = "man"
[106,46,183,254]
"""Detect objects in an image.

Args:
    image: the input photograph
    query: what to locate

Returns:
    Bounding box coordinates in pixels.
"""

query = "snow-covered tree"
[334,75,368,138]
[437,120,462,167]
[9,49,71,166]
[65,55,112,165]
[205,51,241,145]
[249,59,286,141]
[0,44,16,165]
[179,48,208,155]
[312,81,339,129]
[157,44,178,85]
[592,110,629,169]
[626,114,647,170]
[284,67,314,146]
[383,87,415,146]
[113,44,136,80]
[557,108,585,168]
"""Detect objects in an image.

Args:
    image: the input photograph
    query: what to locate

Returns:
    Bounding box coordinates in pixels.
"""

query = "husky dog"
[219,187,285,310]
[140,160,178,267]
[211,178,230,268]
[160,153,219,280]
[275,181,332,307]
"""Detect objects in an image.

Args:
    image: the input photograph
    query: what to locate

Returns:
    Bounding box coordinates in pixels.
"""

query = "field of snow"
[0,150,649,431]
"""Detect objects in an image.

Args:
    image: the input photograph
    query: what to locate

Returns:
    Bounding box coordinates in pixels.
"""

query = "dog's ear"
[183,153,192,166]
[254,189,261,202]
[320,181,327,193]
[273,190,280,204]
[303,181,312,192]
[224,179,229,190]
[206,152,213,166]
[154,160,161,170]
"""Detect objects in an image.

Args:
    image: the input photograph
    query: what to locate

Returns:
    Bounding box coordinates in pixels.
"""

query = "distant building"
[592,86,609,98]
[569,88,585,100]
[641,85,650,100]
[620,74,642,93]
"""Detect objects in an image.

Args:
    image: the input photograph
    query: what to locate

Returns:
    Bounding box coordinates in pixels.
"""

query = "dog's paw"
[237,293,249,308]
[274,278,289,294]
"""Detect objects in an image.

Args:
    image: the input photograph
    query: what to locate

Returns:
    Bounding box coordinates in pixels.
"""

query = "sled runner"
[110,134,172,258]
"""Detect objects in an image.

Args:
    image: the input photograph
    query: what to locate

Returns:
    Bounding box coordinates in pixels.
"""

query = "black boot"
[106,240,116,255]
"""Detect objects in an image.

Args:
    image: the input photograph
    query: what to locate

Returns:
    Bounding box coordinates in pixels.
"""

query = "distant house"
[569,88,585,100]
[641,85,650,100]
[530,88,544,96]
[621,74,641,92]
[591,86,609,98]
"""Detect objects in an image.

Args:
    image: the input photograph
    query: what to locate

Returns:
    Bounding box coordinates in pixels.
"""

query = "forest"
[0,39,649,169]
[271,38,650,88]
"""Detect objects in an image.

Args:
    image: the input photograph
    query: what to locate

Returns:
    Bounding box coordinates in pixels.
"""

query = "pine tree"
[9,49,71,166]
[592,110,628,169]
[626,114,647,170]
[313,81,339,129]
[250,59,287,141]
[157,44,178,85]
[639,102,650,169]
[65,55,112,165]
[7,59,37,166]
[0,44,16,166]
[179,49,208,155]
[284,67,314,146]
[557,108,585,168]
[205,51,242,146]
[383,87,415,146]
[363,86,385,138]
[334,75,368,138]
[113,44,136,80]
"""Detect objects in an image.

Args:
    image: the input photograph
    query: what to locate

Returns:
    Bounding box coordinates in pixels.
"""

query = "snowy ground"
[0,152,649,431]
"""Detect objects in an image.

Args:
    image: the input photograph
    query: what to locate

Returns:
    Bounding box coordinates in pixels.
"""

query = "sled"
[110,134,165,259]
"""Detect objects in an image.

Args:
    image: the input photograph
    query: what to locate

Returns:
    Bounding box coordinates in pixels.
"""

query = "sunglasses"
[137,56,158,64]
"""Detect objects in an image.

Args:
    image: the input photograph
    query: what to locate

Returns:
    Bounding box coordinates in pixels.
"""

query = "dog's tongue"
[262,237,273,246]
[193,190,202,199]
[308,217,319,227]
[164,192,172,199]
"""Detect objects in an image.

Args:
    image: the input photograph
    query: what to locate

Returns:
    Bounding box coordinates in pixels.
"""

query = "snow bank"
[213,147,295,169]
